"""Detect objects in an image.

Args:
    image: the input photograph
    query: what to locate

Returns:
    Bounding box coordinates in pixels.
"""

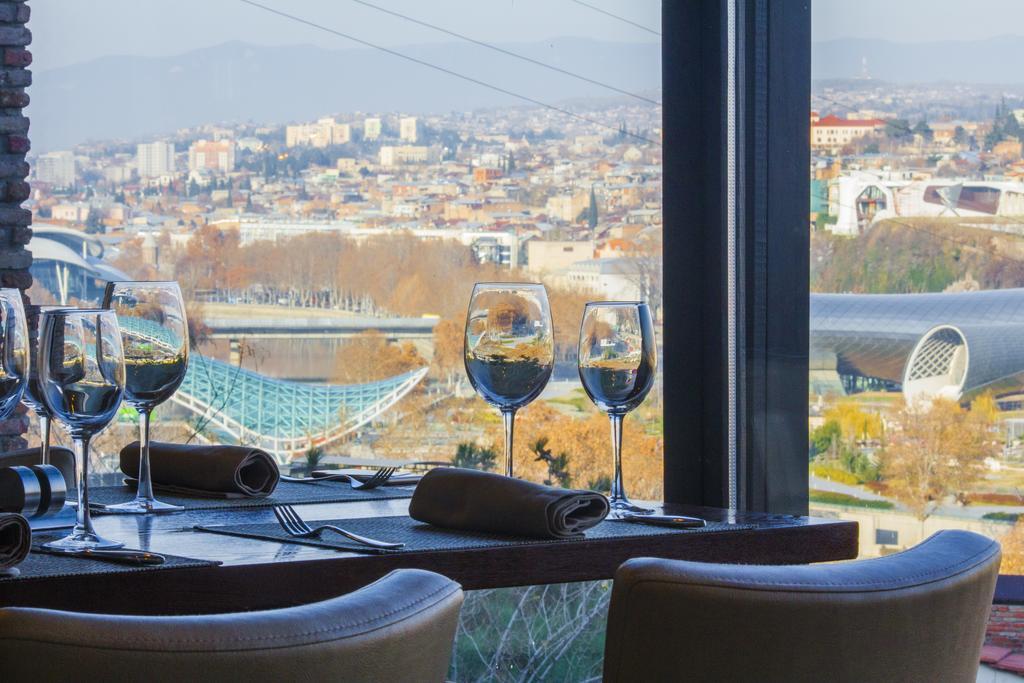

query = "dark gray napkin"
[0,512,30,569]
[409,467,610,539]
[119,441,279,498]
[0,447,75,488]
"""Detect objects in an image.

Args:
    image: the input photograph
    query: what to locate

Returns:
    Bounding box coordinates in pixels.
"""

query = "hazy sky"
[813,0,1024,43]
[30,0,661,72]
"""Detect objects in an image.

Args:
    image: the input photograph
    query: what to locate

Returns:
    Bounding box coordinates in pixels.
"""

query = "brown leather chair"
[603,529,1000,683]
[0,568,463,682]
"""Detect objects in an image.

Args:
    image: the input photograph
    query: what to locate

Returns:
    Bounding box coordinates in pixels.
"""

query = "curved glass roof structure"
[811,289,1024,401]
[118,315,427,462]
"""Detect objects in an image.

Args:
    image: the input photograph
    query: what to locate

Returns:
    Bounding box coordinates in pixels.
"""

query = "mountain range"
[27,39,661,152]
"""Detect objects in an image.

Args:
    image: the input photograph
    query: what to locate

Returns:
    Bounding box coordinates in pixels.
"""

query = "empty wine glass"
[101,281,189,514]
[464,283,554,478]
[578,302,657,514]
[23,305,64,464]
[0,289,29,422]
[40,309,125,550]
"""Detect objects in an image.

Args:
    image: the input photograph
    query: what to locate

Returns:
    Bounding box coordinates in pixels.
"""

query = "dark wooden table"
[0,499,858,615]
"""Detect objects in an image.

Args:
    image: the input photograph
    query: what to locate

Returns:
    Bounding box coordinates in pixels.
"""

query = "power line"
[238,0,661,146]
[347,0,661,106]
[566,0,661,37]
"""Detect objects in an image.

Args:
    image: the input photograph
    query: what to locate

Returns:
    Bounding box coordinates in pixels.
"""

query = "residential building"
[399,116,419,142]
[811,112,886,151]
[527,240,595,273]
[136,141,175,178]
[379,145,439,166]
[285,118,351,148]
[188,139,235,173]
[35,150,76,186]
[364,117,382,141]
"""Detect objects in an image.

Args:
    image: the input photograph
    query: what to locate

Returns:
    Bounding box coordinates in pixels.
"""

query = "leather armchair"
[603,529,1000,683]
[0,568,463,682]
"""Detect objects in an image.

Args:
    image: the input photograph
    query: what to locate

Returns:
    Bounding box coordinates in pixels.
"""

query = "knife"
[33,546,166,565]
[616,513,707,528]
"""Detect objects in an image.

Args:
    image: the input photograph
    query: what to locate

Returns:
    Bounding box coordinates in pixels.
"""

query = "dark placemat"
[193,515,760,555]
[80,480,416,512]
[2,535,218,583]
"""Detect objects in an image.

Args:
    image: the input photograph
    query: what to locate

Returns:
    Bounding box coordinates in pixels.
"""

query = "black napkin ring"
[0,465,67,517]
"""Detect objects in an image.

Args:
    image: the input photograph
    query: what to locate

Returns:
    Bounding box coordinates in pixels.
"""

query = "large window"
[28,0,663,502]
[29,2,662,679]
[809,1,1024,576]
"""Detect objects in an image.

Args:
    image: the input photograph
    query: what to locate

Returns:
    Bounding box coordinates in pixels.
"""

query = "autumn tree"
[877,398,998,519]
[332,330,425,384]
[431,316,465,388]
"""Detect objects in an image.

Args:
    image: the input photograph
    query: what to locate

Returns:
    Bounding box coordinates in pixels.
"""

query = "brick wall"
[0,0,30,452]
[988,604,1024,650]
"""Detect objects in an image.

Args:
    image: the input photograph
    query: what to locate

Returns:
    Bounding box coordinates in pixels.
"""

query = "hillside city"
[25,100,666,503]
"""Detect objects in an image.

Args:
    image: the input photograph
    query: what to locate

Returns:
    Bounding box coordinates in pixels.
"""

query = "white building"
[828,173,1024,236]
[399,116,419,142]
[285,118,351,148]
[136,141,175,178]
[35,151,76,186]
[364,117,382,141]
[379,145,439,166]
[560,258,641,300]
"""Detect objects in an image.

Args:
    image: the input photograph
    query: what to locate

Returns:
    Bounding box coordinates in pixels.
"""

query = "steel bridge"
[119,317,427,463]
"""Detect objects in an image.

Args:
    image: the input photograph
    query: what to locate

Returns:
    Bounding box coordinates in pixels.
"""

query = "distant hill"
[27,39,661,152]
[813,35,1024,83]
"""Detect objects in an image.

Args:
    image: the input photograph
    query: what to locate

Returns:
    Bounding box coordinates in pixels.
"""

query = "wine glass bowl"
[0,288,29,421]
[101,281,189,514]
[578,302,657,514]
[39,308,125,551]
[464,283,554,477]
[23,305,66,464]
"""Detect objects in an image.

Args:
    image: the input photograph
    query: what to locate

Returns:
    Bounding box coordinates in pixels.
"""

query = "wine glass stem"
[73,435,96,536]
[501,408,516,478]
[39,414,50,465]
[136,408,156,503]
[609,413,627,502]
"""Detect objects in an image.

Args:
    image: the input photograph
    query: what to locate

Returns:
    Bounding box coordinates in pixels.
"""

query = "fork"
[280,467,397,489]
[271,504,404,549]
[344,467,396,490]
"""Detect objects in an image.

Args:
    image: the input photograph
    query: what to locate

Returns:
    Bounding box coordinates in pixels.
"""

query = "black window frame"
[662,0,809,515]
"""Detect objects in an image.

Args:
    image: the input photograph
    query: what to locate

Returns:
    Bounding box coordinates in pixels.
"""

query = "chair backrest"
[0,568,463,683]
[603,529,1000,683]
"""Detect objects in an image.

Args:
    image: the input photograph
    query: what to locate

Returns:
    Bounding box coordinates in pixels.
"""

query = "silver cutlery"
[271,504,404,549]
[33,546,166,565]
[615,513,707,528]
[280,467,400,490]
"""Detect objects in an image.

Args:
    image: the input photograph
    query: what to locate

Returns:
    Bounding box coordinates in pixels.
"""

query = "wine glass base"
[101,498,184,514]
[43,531,123,551]
[609,498,654,515]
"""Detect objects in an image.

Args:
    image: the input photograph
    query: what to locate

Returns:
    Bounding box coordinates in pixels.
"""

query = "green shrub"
[982,512,1021,523]
[809,489,894,509]
[809,463,860,486]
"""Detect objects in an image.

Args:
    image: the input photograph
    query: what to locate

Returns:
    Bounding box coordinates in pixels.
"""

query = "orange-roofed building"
[811,113,885,151]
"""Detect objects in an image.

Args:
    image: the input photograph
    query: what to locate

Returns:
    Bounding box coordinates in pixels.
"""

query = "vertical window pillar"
[0,0,32,451]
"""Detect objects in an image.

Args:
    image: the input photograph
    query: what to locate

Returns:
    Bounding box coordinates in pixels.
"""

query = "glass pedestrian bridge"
[117,316,427,463]
[174,356,428,463]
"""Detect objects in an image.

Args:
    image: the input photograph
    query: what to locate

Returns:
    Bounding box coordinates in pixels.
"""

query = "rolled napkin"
[119,442,279,498]
[409,467,610,539]
[0,512,30,570]
[0,447,75,489]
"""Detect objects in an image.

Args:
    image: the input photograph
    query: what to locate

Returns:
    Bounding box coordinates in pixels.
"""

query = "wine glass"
[39,308,125,550]
[23,305,64,464]
[464,283,554,478]
[0,289,29,422]
[578,302,657,514]
[101,281,189,514]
